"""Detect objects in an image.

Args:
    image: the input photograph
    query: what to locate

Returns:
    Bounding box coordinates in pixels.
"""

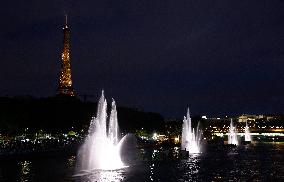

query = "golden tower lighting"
[57,15,75,96]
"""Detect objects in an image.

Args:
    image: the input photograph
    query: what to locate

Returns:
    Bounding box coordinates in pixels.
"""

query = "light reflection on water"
[149,163,154,181]
[58,144,284,181]
[73,169,125,182]
[68,156,76,168]
[19,160,32,182]
[0,143,283,181]
[178,154,201,181]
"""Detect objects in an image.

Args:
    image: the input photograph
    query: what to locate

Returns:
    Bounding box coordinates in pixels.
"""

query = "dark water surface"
[0,143,283,182]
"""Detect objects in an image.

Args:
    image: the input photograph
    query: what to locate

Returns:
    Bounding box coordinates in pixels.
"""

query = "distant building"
[238,114,258,122]
[57,15,75,96]
[238,114,276,122]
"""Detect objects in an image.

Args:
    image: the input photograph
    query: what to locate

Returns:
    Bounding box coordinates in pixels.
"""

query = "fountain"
[77,91,127,170]
[244,121,251,142]
[181,108,202,154]
[228,119,238,145]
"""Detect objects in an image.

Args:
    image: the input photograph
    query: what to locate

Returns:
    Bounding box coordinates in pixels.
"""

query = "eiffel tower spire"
[57,15,75,96]
[65,14,68,28]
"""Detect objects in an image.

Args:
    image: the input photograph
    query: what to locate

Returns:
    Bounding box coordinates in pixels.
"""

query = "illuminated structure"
[57,15,75,96]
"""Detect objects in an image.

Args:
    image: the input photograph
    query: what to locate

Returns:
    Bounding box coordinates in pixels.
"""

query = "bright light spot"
[152,133,158,140]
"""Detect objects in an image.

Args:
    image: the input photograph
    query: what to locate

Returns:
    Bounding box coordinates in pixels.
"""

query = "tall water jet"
[77,91,127,170]
[244,121,251,142]
[181,108,202,154]
[228,119,238,145]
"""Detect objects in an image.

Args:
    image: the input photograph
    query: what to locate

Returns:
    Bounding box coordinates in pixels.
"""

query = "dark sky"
[1,0,284,117]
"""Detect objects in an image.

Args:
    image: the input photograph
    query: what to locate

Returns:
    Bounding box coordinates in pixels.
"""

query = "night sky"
[1,1,284,117]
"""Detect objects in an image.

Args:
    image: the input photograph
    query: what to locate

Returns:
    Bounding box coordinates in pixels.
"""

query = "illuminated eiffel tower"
[57,15,75,96]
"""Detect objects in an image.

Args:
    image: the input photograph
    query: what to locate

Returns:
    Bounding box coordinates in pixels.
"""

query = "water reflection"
[179,154,201,181]
[149,163,154,181]
[19,160,32,182]
[173,147,179,158]
[67,155,76,168]
[0,143,282,181]
[73,169,125,182]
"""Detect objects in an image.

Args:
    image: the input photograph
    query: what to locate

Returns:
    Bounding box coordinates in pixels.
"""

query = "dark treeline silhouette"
[0,96,164,135]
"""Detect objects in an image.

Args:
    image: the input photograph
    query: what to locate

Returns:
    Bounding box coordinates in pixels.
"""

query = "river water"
[0,142,283,181]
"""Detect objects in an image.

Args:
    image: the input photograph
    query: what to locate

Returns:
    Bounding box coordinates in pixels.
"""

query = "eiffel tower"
[57,15,75,96]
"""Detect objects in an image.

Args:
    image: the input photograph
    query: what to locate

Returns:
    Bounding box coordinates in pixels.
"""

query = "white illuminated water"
[228,119,238,145]
[77,91,127,170]
[181,108,202,154]
[245,121,251,142]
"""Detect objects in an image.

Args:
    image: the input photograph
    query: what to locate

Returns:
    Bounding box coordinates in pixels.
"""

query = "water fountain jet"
[77,91,127,171]
[244,121,251,142]
[181,108,202,154]
[228,119,238,145]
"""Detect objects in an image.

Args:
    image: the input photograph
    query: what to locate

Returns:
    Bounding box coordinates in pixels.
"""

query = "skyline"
[1,1,284,117]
